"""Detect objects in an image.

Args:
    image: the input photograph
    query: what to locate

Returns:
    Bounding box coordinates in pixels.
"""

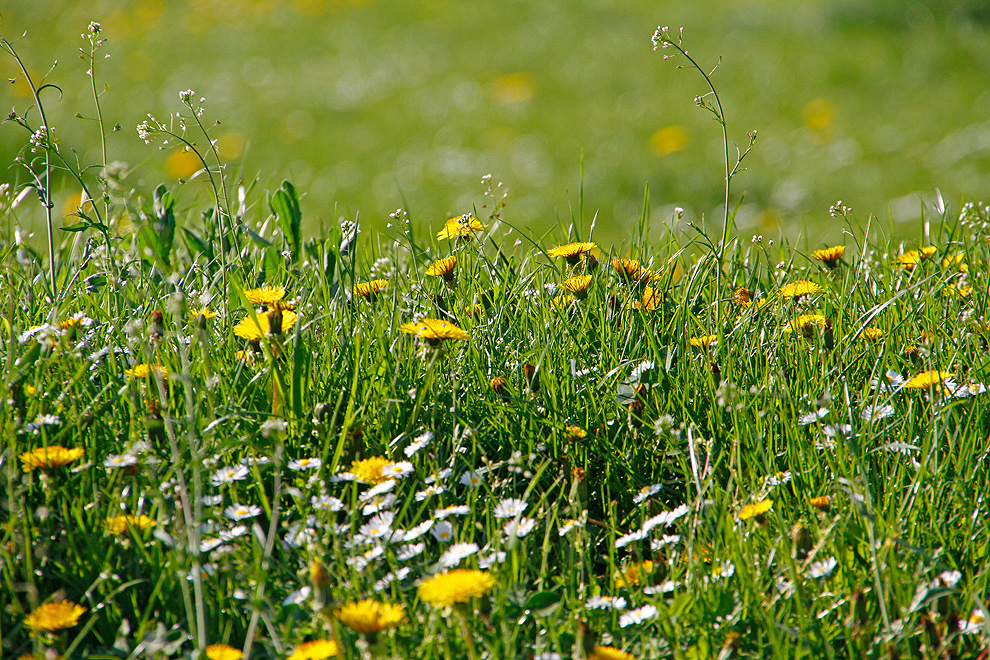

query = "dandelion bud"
[790,524,813,560]
[523,363,540,393]
[490,376,509,399]
[150,310,165,341]
[267,305,284,337]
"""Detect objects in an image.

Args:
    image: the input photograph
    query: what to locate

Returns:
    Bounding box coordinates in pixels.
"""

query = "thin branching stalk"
[1,35,57,298]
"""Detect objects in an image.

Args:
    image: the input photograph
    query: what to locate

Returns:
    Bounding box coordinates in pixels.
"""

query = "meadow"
[2,13,990,660]
[4,0,990,244]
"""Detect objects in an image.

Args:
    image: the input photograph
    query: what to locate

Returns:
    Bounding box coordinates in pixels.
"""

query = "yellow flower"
[551,294,576,309]
[689,334,717,349]
[810,495,831,510]
[944,283,972,298]
[942,252,968,271]
[565,425,587,439]
[811,245,845,268]
[641,286,660,311]
[615,559,655,588]
[353,279,389,298]
[425,255,457,279]
[490,376,509,397]
[546,241,596,264]
[418,569,496,607]
[902,370,953,389]
[187,307,217,321]
[233,309,298,341]
[24,601,85,632]
[20,446,85,472]
[125,363,169,378]
[105,514,156,536]
[895,246,937,271]
[206,644,244,660]
[613,258,641,281]
[779,280,824,299]
[436,214,485,240]
[738,498,773,520]
[244,285,286,306]
[783,313,830,335]
[560,275,593,299]
[334,599,408,633]
[589,646,635,660]
[399,318,469,342]
[287,639,339,660]
[349,456,395,485]
[860,327,884,341]
[735,287,753,306]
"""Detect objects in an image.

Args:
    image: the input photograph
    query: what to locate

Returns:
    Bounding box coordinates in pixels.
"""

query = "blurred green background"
[3,0,990,245]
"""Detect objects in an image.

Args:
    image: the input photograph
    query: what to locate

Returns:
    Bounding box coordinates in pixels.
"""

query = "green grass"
[4,0,990,244]
[3,15,990,660]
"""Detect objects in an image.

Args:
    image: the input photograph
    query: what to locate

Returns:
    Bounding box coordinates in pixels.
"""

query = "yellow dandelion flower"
[125,363,169,378]
[436,214,485,240]
[860,327,884,341]
[902,370,953,389]
[615,559,655,588]
[896,246,937,270]
[783,313,830,335]
[349,456,395,485]
[738,498,773,520]
[490,376,509,397]
[810,495,831,510]
[188,307,217,320]
[425,255,457,279]
[334,599,408,633]
[565,425,587,439]
[24,600,85,632]
[641,286,660,311]
[206,645,243,660]
[551,294,576,309]
[944,283,972,298]
[589,646,635,660]
[244,285,286,306]
[287,639,339,660]
[735,287,752,306]
[560,275,593,299]
[689,334,717,349]
[779,280,824,299]
[233,309,299,341]
[811,245,845,268]
[353,279,389,298]
[613,258,641,280]
[418,569,496,607]
[942,252,968,272]
[20,446,85,472]
[105,514,156,535]
[546,241,596,264]
[399,318,469,342]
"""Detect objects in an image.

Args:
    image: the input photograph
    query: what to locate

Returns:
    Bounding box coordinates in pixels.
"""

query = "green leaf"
[524,591,561,617]
[60,222,90,232]
[270,180,302,261]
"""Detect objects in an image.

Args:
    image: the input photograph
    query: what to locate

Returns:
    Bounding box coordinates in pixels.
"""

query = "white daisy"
[288,457,321,471]
[211,465,249,486]
[404,431,433,457]
[434,505,470,519]
[503,517,537,538]
[438,542,479,568]
[494,498,528,519]
[431,521,454,543]
[459,470,484,487]
[619,604,658,627]
[224,504,262,521]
